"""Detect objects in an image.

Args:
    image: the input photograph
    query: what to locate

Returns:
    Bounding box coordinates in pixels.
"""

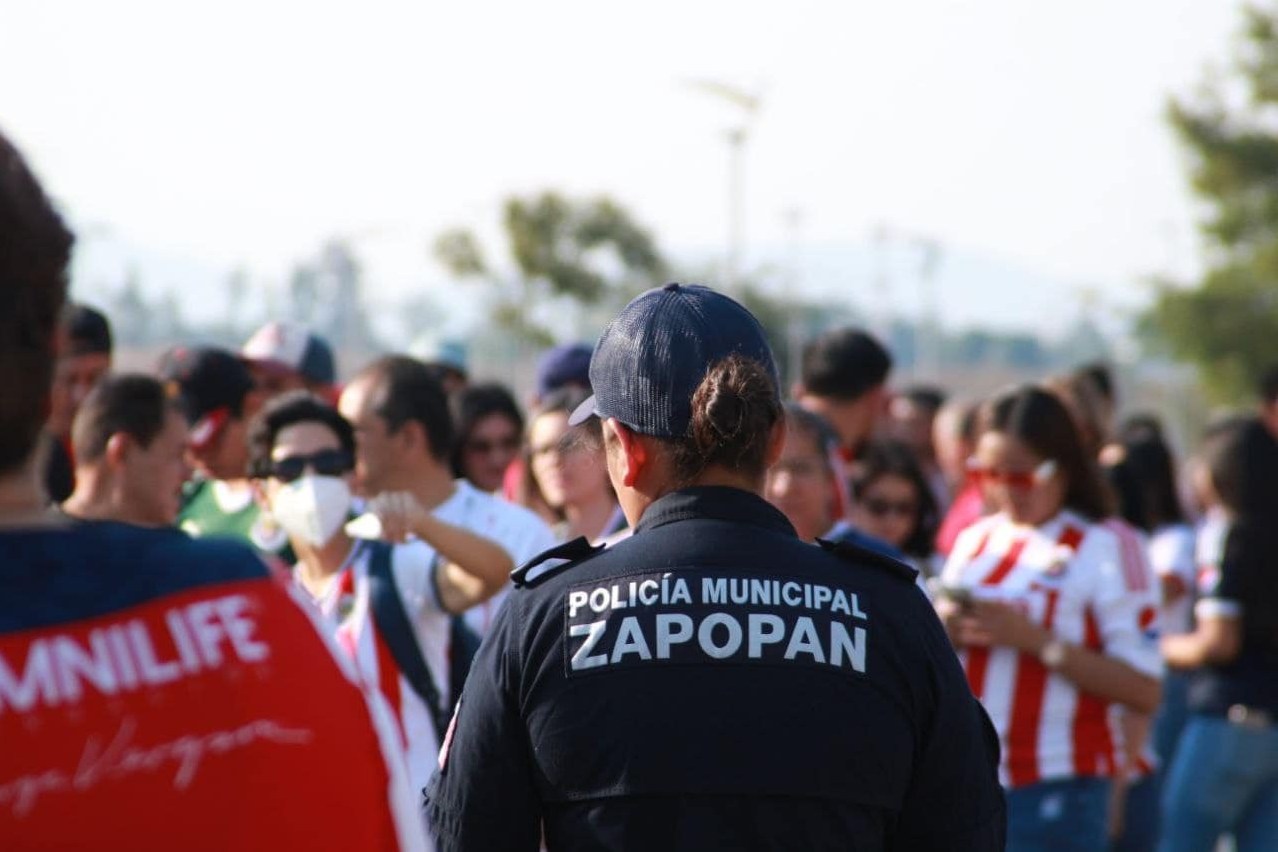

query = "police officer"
[424,283,1005,850]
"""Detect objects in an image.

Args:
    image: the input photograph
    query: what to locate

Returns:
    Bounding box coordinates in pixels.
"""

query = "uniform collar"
[635,486,797,537]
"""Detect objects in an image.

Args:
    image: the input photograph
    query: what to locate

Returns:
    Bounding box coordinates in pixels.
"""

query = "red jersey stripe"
[980,536,1028,586]
[1072,606,1114,777]
[964,533,1026,698]
[966,648,991,699]
[1007,653,1050,786]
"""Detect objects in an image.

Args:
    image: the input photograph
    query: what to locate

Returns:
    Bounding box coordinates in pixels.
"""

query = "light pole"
[686,80,760,296]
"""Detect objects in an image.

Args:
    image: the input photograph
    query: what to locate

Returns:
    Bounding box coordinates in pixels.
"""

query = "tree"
[1147,4,1278,401]
[434,191,668,345]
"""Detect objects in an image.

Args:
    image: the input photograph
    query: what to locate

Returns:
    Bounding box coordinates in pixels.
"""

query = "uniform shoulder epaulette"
[815,537,918,584]
[511,536,606,588]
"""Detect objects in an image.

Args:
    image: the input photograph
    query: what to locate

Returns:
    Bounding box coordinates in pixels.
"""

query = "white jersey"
[1148,523,1197,636]
[302,539,450,799]
[942,511,1162,789]
[435,480,557,636]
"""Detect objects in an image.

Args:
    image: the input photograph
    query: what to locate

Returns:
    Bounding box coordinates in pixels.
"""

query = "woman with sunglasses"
[937,386,1162,852]
[849,440,941,578]
[450,383,524,494]
[246,390,513,811]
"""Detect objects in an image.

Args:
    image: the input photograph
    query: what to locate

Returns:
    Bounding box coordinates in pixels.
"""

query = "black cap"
[158,346,254,445]
[65,303,112,357]
[569,283,779,439]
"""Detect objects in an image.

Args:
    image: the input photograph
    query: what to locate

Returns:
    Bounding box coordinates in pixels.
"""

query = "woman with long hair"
[938,385,1162,851]
[522,386,625,543]
[1159,418,1278,852]
[849,440,941,577]
[450,383,524,494]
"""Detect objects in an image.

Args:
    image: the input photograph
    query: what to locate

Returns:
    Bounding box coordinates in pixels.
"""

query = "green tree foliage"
[1150,4,1278,401]
[434,191,668,345]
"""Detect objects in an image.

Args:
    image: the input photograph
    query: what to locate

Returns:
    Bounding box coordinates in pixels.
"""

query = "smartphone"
[937,585,975,608]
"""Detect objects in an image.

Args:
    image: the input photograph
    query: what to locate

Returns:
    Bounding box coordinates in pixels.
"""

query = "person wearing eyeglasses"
[849,440,941,579]
[937,385,1162,852]
[522,387,626,544]
[246,390,513,813]
[765,403,902,561]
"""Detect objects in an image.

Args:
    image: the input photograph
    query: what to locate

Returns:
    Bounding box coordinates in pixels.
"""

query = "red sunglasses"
[967,458,1058,489]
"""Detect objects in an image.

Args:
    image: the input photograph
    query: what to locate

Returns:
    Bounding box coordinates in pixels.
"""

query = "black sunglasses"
[265,449,353,483]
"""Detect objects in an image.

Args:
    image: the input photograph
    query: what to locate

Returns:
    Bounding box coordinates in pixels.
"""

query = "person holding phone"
[937,385,1162,852]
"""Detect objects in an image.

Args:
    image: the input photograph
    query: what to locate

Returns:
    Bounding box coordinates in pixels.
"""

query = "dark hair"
[450,383,524,478]
[1203,417,1278,520]
[358,356,453,462]
[71,374,175,463]
[665,355,782,484]
[1260,365,1278,405]
[1045,371,1110,457]
[1114,424,1185,530]
[984,386,1113,521]
[65,303,113,356]
[247,390,356,479]
[0,131,75,475]
[1205,418,1278,651]
[800,328,891,401]
[782,402,839,461]
[902,385,946,415]
[851,440,939,559]
[1118,413,1165,444]
[1077,362,1115,405]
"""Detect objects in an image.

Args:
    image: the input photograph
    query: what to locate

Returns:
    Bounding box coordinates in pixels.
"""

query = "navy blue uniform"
[426,487,1005,850]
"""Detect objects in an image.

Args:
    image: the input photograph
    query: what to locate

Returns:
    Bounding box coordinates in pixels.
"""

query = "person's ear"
[105,433,130,469]
[606,419,646,488]
[765,417,787,469]
[397,420,428,458]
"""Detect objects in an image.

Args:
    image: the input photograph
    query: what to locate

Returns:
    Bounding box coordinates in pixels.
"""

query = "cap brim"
[567,394,599,427]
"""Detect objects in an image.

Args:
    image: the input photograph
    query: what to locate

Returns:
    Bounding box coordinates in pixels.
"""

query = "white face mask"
[270,475,352,548]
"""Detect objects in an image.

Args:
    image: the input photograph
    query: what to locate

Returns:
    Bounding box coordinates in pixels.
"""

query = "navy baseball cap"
[569,283,779,439]
[537,343,593,398]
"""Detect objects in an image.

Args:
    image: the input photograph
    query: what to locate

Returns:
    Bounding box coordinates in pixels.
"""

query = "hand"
[935,597,968,647]
[952,600,1049,654]
[367,491,430,544]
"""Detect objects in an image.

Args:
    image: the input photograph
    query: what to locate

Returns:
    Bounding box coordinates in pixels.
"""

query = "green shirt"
[178,479,292,562]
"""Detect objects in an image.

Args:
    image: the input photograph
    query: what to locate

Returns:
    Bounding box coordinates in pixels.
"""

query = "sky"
[0,0,1247,344]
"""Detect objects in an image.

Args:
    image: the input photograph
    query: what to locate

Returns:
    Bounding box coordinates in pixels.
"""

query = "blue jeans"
[1113,772,1161,852]
[1007,776,1111,852]
[1159,714,1278,852]
[1153,672,1192,769]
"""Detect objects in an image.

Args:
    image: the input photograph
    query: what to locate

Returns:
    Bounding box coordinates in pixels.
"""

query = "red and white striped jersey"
[303,540,451,800]
[942,511,1162,789]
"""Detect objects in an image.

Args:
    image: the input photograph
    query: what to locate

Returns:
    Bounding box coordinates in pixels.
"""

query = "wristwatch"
[1039,638,1068,670]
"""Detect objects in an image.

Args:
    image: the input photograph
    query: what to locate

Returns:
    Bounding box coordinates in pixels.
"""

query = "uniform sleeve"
[892,591,1006,851]
[423,592,541,851]
[1088,528,1163,678]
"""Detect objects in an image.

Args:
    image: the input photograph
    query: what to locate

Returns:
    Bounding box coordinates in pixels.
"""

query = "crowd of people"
[3,125,1278,851]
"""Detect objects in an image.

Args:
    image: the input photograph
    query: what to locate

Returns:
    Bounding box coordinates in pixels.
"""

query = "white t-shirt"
[301,539,450,799]
[1148,523,1197,636]
[434,480,557,636]
[942,511,1163,788]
